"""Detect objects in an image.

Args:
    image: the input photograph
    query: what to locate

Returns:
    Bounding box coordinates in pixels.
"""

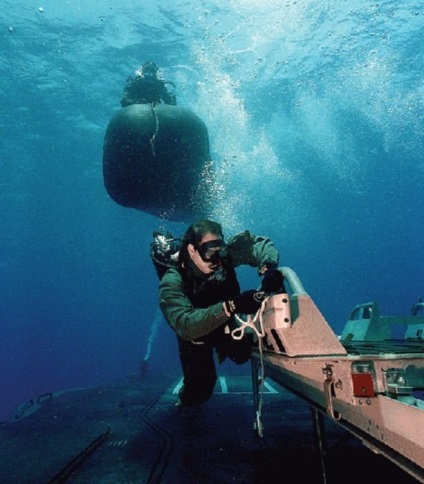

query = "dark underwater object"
[102,104,213,220]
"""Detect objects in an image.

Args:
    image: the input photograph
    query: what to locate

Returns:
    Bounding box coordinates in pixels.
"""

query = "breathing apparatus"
[195,239,228,282]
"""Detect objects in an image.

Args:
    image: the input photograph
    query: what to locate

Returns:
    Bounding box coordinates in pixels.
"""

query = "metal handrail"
[280,266,307,296]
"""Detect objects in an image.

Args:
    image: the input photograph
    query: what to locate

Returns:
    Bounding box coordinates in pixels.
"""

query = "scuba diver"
[120,60,177,107]
[150,220,285,407]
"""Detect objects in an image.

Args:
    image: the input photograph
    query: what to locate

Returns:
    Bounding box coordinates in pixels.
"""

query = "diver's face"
[188,232,225,275]
[143,68,156,78]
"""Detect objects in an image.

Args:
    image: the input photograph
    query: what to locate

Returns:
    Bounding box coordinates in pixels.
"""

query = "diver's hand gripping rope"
[230,296,269,341]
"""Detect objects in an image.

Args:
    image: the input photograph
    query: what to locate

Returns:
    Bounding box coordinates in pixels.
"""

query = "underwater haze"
[0,0,423,421]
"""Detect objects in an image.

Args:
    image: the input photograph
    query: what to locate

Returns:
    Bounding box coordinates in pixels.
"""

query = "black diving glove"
[261,268,284,293]
[225,290,266,315]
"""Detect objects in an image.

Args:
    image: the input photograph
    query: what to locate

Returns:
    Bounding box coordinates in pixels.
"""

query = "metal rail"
[251,267,424,483]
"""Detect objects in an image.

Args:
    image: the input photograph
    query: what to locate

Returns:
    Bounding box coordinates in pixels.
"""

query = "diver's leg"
[216,331,253,365]
[177,338,217,406]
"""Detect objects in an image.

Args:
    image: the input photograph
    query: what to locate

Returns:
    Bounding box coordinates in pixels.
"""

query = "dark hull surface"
[0,368,416,483]
[103,104,213,221]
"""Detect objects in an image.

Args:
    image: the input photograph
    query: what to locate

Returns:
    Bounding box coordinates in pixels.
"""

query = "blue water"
[0,0,423,421]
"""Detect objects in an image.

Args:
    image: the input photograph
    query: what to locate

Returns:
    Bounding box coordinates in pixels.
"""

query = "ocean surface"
[0,0,423,421]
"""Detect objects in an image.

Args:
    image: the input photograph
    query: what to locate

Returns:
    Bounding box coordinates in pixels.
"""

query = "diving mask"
[195,239,228,264]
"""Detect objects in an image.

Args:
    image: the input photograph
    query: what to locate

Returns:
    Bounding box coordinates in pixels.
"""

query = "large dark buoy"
[102,104,214,220]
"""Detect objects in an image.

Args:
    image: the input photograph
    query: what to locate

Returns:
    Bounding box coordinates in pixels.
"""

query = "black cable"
[47,428,111,484]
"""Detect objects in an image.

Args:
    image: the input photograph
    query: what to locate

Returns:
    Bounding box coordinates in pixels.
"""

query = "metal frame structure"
[251,267,424,483]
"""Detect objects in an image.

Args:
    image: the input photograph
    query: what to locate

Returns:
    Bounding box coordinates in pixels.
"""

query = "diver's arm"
[159,269,228,341]
[161,88,176,105]
[227,231,279,269]
[120,77,132,107]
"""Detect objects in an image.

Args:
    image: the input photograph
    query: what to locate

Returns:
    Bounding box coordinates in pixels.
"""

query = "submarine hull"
[103,104,213,220]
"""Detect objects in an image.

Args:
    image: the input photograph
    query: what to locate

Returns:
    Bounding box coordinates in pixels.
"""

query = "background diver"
[120,60,177,107]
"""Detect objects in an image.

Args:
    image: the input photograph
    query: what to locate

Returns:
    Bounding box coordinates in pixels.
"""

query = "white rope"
[230,296,269,340]
[230,297,269,437]
[256,334,266,437]
[149,103,160,156]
